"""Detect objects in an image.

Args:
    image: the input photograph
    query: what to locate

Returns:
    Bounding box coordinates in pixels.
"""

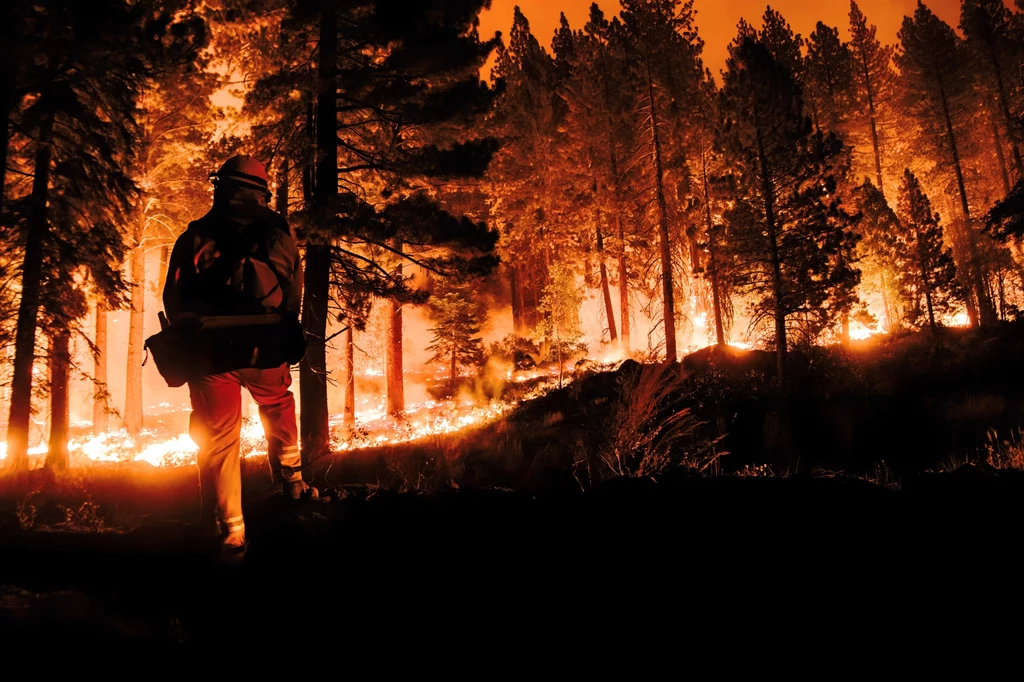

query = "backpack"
[145,210,306,387]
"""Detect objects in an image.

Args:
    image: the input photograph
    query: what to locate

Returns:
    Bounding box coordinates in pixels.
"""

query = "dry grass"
[600,363,723,478]
[983,429,1024,471]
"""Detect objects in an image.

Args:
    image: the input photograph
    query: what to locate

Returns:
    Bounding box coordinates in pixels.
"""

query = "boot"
[217,530,248,566]
[283,479,319,501]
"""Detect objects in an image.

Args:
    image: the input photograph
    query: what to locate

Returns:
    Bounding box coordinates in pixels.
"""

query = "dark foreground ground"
[2,466,1023,647]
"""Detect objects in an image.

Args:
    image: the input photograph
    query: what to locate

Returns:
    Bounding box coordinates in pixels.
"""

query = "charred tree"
[93,301,108,433]
[124,203,145,435]
[386,242,404,416]
[595,218,618,349]
[961,0,1023,176]
[45,330,70,471]
[849,1,893,199]
[898,4,996,327]
[342,326,355,429]
[5,112,53,470]
[617,214,631,352]
[644,55,677,363]
[299,1,336,464]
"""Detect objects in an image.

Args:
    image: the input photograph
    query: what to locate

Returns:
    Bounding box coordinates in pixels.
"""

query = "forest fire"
[0,398,519,469]
[0,359,584,468]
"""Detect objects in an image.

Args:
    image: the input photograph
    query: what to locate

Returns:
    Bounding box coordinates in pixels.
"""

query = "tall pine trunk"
[596,220,618,349]
[449,336,458,392]
[124,202,145,435]
[343,326,354,428]
[700,136,726,346]
[300,2,337,463]
[936,71,995,327]
[386,243,404,416]
[644,56,676,363]
[276,157,289,217]
[93,301,108,433]
[916,233,937,333]
[617,214,630,352]
[46,330,70,471]
[0,76,11,219]
[855,41,886,199]
[988,105,1011,194]
[984,37,1023,175]
[755,123,787,386]
[6,113,54,470]
[510,264,524,336]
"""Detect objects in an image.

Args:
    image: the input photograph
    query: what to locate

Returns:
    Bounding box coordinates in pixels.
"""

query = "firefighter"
[163,154,316,558]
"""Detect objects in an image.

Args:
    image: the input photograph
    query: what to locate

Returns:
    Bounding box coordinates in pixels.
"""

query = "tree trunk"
[157,243,171,297]
[986,39,1023,176]
[343,326,354,428]
[510,264,524,336]
[755,123,787,386]
[449,337,458,392]
[124,202,146,436]
[300,1,337,463]
[617,214,630,353]
[300,245,330,459]
[0,77,12,219]
[645,56,676,363]
[6,113,54,471]
[700,137,726,346]
[93,301,108,433]
[988,105,1011,195]
[386,243,404,416]
[937,71,995,327]
[606,134,630,354]
[853,34,886,199]
[915,226,937,332]
[46,330,70,471]
[276,156,289,217]
[596,220,618,349]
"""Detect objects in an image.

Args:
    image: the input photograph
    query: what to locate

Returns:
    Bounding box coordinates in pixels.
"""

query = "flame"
[0,362,607,469]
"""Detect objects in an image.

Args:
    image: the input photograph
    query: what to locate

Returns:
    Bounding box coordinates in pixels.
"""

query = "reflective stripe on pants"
[189,363,299,533]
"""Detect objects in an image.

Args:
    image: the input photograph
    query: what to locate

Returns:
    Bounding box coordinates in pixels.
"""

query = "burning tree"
[425,278,486,393]
[896,2,996,327]
[718,34,859,384]
[536,261,585,386]
[3,0,205,470]
[896,169,961,331]
[237,0,499,457]
[847,1,898,200]
[618,0,706,363]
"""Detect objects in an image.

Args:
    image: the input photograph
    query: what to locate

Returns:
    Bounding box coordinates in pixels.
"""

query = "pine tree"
[804,22,855,139]
[896,169,961,331]
[897,1,995,327]
[850,179,904,330]
[4,1,204,470]
[426,279,486,392]
[487,7,563,341]
[124,29,216,436]
[618,0,705,362]
[241,0,500,456]
[960,0,1023,179]
[718,35,860,384]
[536,261,585,387]
[848,1,896,198]
[583,4,640,352]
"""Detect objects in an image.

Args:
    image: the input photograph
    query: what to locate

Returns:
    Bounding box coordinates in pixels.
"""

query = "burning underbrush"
[0,361,606,470]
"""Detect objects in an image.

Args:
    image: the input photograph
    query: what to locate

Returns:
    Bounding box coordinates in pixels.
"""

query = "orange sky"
[479,0,985,77]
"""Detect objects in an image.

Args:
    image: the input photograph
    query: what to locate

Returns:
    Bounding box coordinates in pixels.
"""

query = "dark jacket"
[163,203,302,323]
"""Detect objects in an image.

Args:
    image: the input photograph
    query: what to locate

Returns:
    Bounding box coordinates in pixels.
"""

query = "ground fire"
[2,0,1024,646]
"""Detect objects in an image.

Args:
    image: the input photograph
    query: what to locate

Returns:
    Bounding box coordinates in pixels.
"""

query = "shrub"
[601,364,724,477]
